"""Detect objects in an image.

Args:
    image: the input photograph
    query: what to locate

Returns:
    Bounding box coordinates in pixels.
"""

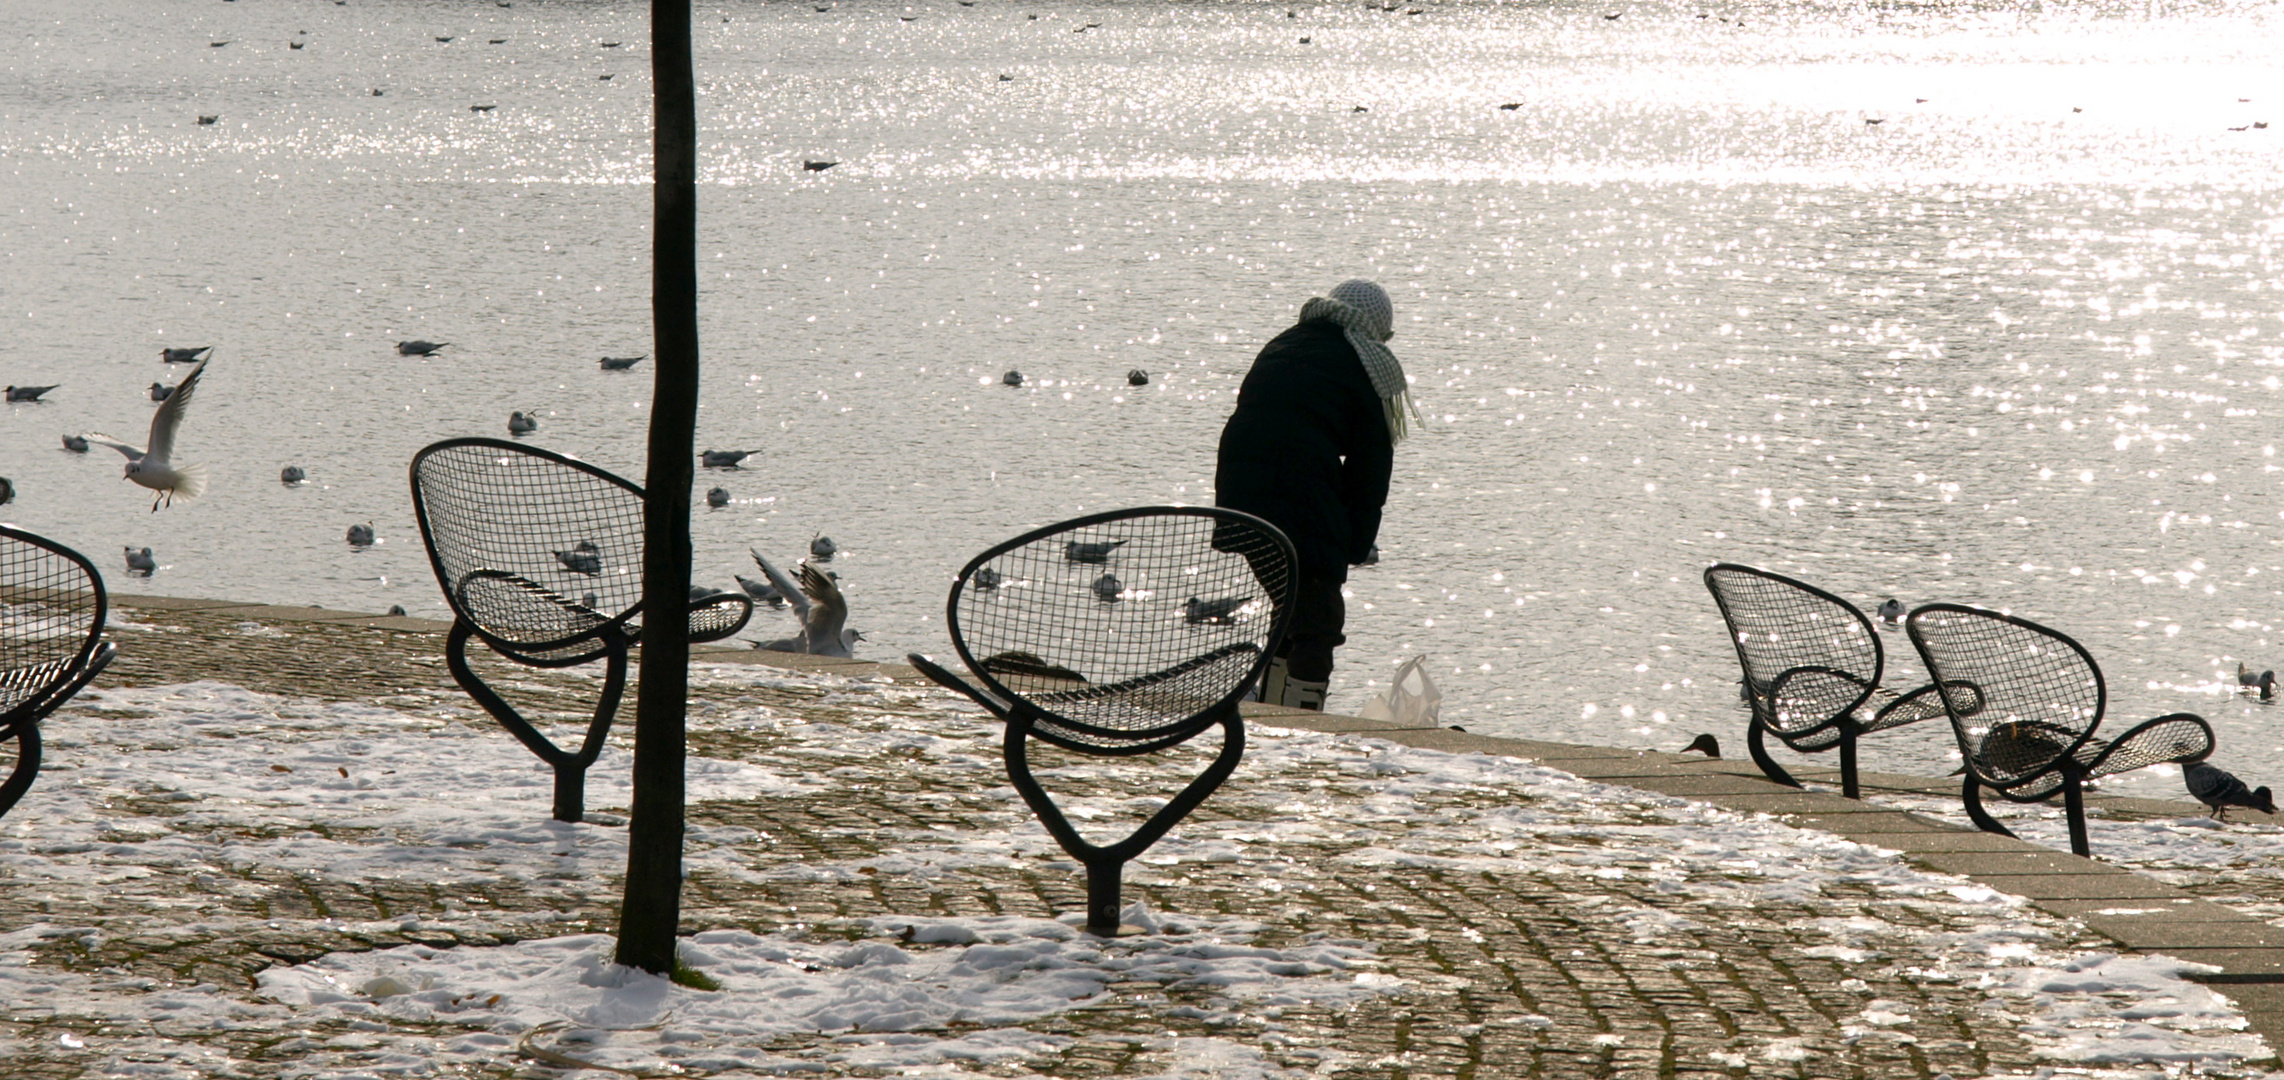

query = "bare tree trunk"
[616,0,697,976]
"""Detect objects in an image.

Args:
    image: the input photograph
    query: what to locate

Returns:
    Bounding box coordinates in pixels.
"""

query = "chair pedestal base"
[447,620,625,823]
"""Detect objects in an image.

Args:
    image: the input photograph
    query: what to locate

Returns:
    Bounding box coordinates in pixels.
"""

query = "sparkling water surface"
[9,0,2284,797]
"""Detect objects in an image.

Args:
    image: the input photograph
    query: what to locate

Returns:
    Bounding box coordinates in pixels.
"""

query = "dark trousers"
[1280,574,1346,682]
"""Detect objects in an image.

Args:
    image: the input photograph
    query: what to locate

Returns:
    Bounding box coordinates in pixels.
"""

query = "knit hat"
[1298,278,1417,444]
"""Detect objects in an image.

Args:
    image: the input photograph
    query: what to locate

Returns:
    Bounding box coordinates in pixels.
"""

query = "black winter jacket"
[1214,318,1394,581]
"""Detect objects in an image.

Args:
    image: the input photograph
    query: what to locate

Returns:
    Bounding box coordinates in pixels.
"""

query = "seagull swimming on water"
[810,533,837,560]
[1184,596,1246,624]
[701,449,754,468]
[280,465,306,483]
[150,381,175,402]
[160,346,209,363]
[706,486,730,508]
[61,434,88,453]
[598,355,646,370]
[508,410,538,435]
[553,540,602,576]
[1066,538,1125,564]
[1876,598,1904,625]
[2185,760,2276,821]
[6,384,57,403]
[2238,662,2277,701]
[1092,573,1123,601]
[84,358,209,511]
[124,547,156,575]
[396,340,449,356]
[972,566,1003,590]
[347,522,375,547]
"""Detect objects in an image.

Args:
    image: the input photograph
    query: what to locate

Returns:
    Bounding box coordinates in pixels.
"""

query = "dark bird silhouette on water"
[470,105,497,113]
[6,385,57,403]
[2184,760,2276,821]
[705,486,730,508]
[1127,369,1149,386]
[1092,573,1123,601]
[736,575,785,607]
[598,355,645,370]
[810,534,838,560]
[1682,733,1721,758]
[1184,596,1246,624]
[436,36,454,43]
[972,566,1003,590]
[125,547,155,575]
[1002,370,1023,386]
[554,540,602,576]
[347,522,375,547]
[701,449,753,468]
[387,605,408,616]
[804,160,837,171]
[61,434,88,453]
[0,477,11,505]
[1876,598,1904,625]
[397,340,449,356]
[1499,102,1522,110]
[507,410,538,435]
[1066,538,1125,563]
[2239,662,2277,700]
[197,115,219,125]
[150,382,175,402]
[280,465,306,483]
[161,347,210,363]
[290,40,305,49]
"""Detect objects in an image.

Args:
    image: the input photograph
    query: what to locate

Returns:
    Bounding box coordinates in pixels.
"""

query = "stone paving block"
[2080,919,2284,951]
[2150,949,2284,977]
[1603,773,1803,797]
[1911,850,2109,877]
[1684,791,1910,816]
[111,593,259,611]
[1969,872,2193,901]
[2034,896,2245,922]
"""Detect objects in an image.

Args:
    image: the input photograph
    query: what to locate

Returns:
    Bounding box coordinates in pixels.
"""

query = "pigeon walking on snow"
[2184,760,2276,821]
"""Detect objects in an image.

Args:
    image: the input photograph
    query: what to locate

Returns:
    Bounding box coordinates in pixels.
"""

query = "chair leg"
[0,723,41,820]
[2062,778,2090,858]
[1747,719,1801,789]
[1838,728,1860,800]
[445,620,629,823]
[1962,775,2015,838]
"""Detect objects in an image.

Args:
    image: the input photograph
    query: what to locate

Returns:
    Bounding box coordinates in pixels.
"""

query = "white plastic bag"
[1357,655,1442,726]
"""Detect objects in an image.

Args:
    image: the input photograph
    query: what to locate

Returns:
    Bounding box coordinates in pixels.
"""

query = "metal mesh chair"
[1703,564,1949,798]
[410,437,752,822]
[907,507,1296,936]
[1906,603,2213,857]
[0,527,116,820]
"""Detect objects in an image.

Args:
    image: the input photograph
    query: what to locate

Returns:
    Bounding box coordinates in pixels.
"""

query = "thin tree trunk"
[617,0,698,976]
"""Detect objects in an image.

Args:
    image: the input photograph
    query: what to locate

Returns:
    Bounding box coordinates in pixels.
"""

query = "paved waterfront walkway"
[7,592,2282,1077]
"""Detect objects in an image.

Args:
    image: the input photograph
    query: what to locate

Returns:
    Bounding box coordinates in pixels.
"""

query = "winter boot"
[1278,677,1330,712]
[1254,656,1291,704]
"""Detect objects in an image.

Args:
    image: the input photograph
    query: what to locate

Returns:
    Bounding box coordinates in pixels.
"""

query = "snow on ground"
[0,671,2279,1077]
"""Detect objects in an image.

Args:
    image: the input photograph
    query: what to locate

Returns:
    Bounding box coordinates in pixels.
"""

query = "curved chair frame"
[0,527,117,820]
[1905,602,2214,857]
[908,506,1297,936]
[411,437,751,822]
[1703,563,1948,798]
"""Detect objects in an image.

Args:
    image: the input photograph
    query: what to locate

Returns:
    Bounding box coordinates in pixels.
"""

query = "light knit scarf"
[1299,279,1418,444]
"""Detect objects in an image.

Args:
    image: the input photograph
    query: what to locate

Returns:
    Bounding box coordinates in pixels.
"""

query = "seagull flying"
[2185,760,2276,821]
[85,358,209,511]
[750,554,859,656]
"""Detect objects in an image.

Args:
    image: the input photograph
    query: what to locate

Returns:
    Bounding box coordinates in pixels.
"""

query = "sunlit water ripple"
[8,0,2284,798]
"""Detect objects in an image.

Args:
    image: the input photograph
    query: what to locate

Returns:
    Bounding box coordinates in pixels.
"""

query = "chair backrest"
[1702,563,1881,738]
[1905,603,2101,786]
[0,527,108,736]
[945,506,1296,754]
[410,438,646,657]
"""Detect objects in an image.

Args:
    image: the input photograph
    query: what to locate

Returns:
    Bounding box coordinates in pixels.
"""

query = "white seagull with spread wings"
[86,358,210,511]
[751,552,860,657]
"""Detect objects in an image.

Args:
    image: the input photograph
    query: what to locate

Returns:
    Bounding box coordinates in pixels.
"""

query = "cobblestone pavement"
[0,602,2257,1078]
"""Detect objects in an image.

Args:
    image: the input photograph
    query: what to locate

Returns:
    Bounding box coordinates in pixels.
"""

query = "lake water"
[8,0,2284,797]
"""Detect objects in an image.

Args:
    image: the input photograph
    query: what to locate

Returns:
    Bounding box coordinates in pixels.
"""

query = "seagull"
[347,522,375,546]
[290,39,305,49]
[598,355,646,370]
[0,477,11,505]
[1682,733,1721,758]
[1498,102,1523,110]
[598,73,613,79]
[1127,369,1149,386]
[701,449,753,468]
[160,347,210,363]
[1092,573,1123,601]
[124,547,156,575]
[396,340,449,356]
[2184,760,2275,821]
[553,539,602,576]
[706,486,730,508]
[804,160,837,171]
[972,566,1003,590]
[1876,598,1904,625]
[2239,662,2277,700]
[750,554,859,656]
[6,385,57,402]
[470,104,498,113]
[280,465,306,483]
[197,115,220,125]
[150,381,175,402]
[1002,370,1023,386]
[84,358,209,511]
[1065,538,1125,563]
[1184,596,1246,624]
[61,434,88,453]
[387,604,408,616]
[735,575,786,609]
[508,410,538,435]
[436,36,454,42]
[810,533,837,560]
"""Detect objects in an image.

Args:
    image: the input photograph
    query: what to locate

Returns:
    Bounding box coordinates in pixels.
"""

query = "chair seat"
[1989,714,2213,801]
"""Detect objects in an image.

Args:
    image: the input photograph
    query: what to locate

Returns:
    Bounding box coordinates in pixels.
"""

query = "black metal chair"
[410,437,752,822]
[906,507,1296,937]
[1906,603,2214,857]
[0,527,116,820]
[1703,563,1950,798]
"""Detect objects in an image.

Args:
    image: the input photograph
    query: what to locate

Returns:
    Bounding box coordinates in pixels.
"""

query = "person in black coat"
[1216,279,1414,709]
